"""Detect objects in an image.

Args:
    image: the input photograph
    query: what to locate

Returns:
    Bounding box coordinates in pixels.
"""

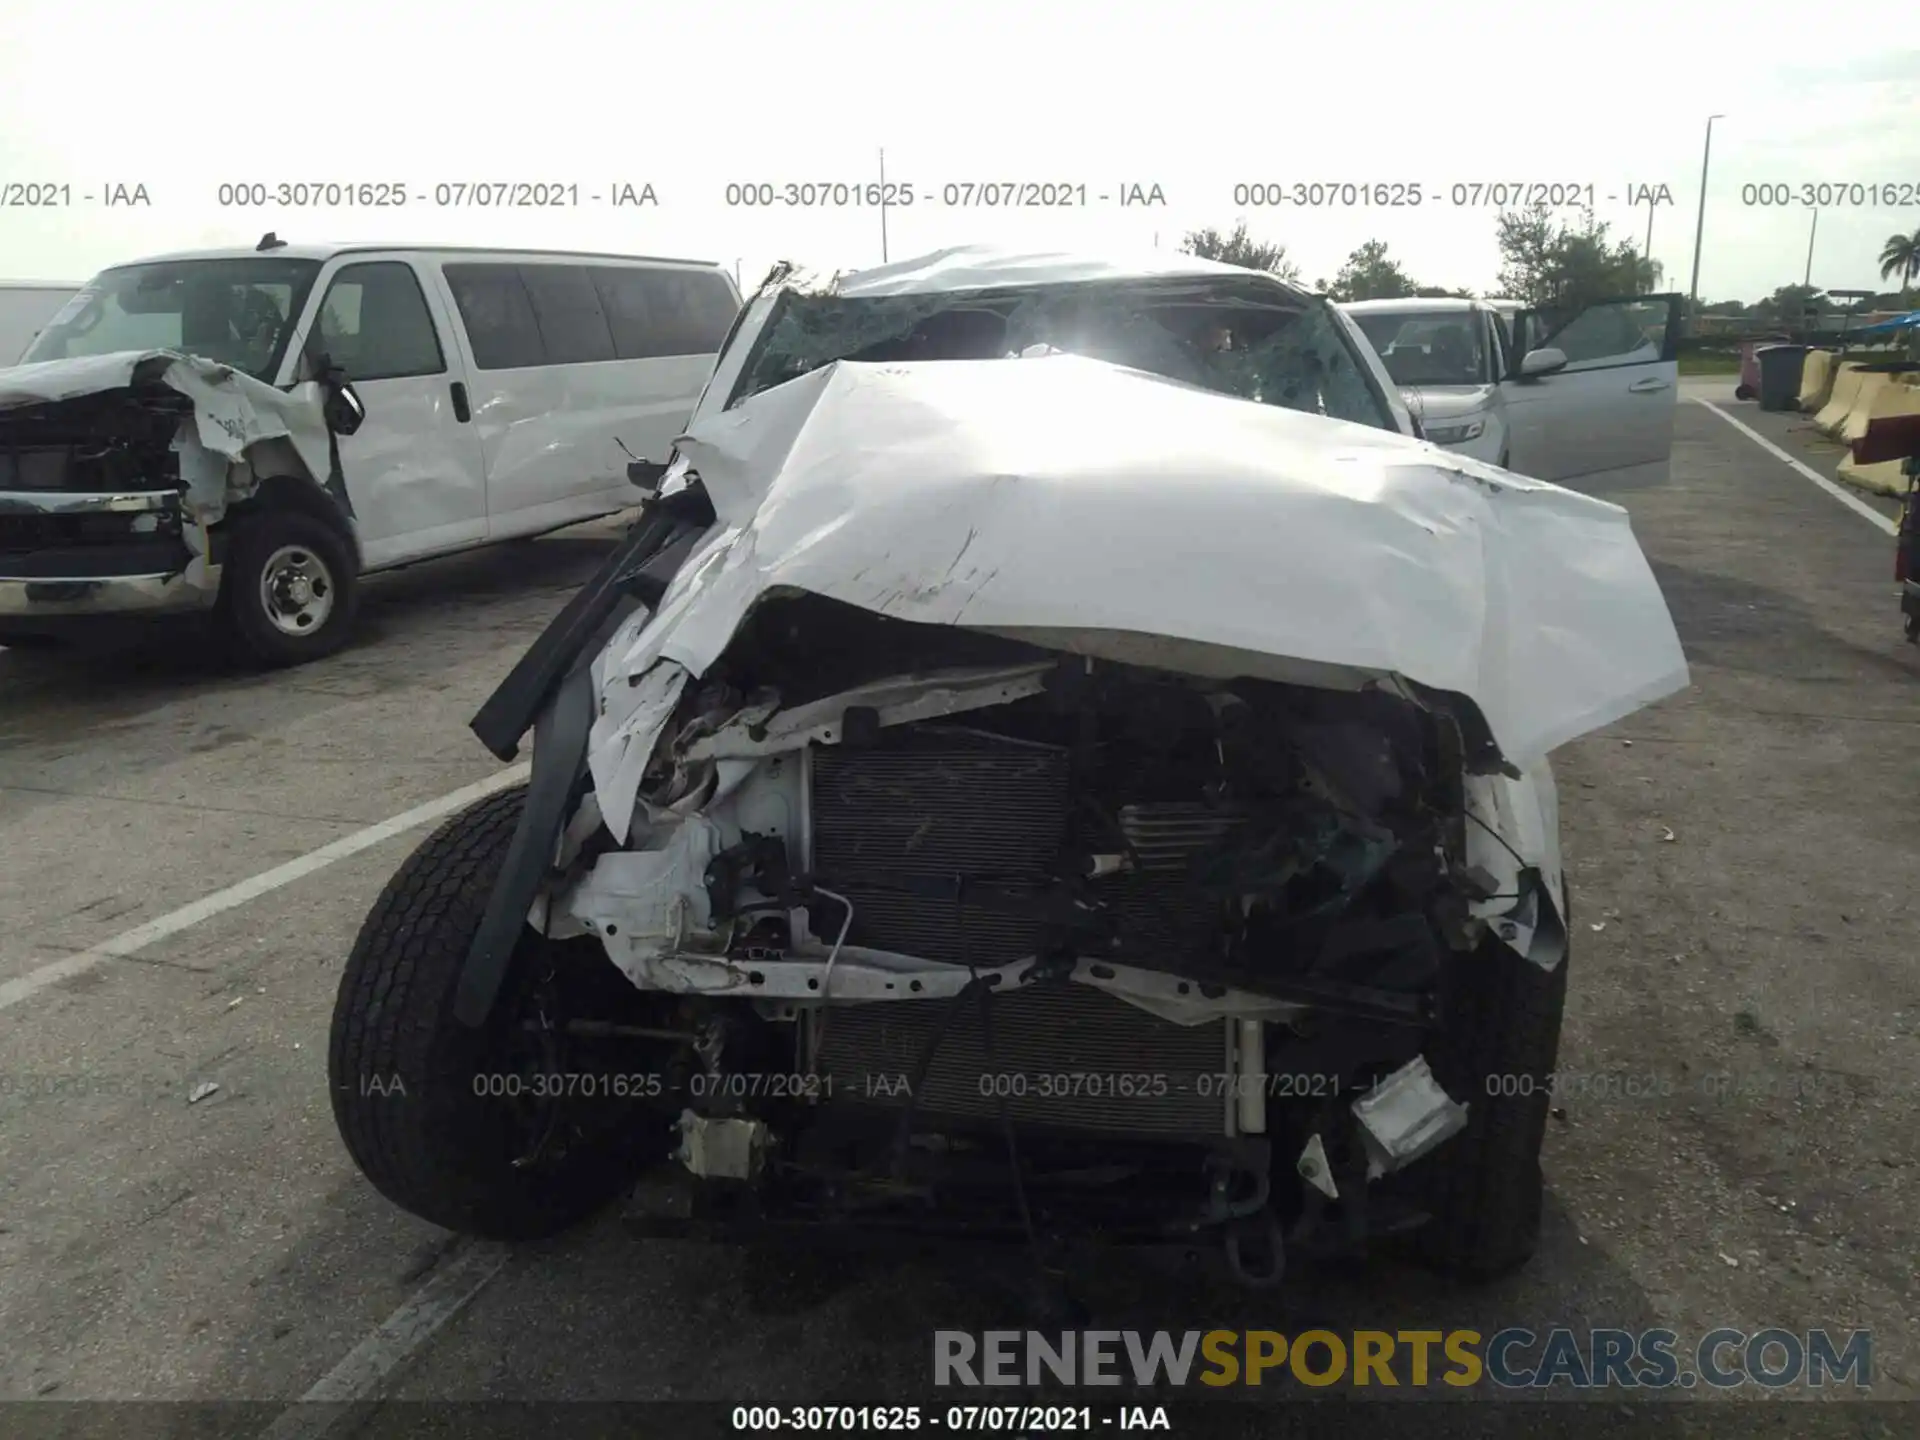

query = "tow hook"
[1225,1210,1287,1289]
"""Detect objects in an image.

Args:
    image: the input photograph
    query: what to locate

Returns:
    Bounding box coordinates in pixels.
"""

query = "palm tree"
[1879,228,1920,298]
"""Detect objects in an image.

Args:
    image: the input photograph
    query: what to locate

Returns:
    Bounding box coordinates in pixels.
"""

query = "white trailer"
[0,281,83,366]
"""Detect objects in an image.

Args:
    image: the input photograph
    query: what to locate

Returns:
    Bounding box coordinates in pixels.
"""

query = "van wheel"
[328,785,672,1240]
[1407,916,1570,1279]
[220,510,359,667]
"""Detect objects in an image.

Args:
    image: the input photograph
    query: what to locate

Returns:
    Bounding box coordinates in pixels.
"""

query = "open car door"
[1500,293,1682,488]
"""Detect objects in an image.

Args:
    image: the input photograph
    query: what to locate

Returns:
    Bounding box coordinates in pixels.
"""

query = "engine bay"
[528,596,1522,1280]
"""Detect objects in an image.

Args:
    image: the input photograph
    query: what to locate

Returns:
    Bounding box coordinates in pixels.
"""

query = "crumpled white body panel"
[592,353,1688,801]
[0,348,335,522]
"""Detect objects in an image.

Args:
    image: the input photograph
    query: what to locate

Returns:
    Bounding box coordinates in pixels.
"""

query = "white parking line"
[1692,397,1898,537]
[257,1241,513,1440]
[0,761,531,1014]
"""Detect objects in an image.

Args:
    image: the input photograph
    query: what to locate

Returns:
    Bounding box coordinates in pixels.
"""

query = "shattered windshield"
[734,282,1397,431]
[1350,310,1489,388]
[21,258,322,382]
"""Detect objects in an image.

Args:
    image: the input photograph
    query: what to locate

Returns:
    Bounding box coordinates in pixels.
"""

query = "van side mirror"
[1519,346,1568,378]
[627,459,668,492]
[323,381,367,436]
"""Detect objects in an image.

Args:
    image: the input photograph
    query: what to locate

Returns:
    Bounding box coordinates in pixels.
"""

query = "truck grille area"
[813,984,1227,1137]
[809,730,1071,968]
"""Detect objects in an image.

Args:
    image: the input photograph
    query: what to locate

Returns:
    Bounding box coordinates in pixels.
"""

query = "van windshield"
[1350,310,1490,388]
[21,258,323,381]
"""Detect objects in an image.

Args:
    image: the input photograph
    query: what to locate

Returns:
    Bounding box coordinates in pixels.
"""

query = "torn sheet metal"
[0,349,336,521]
[595,354,1689,831]
[587,661,690,845]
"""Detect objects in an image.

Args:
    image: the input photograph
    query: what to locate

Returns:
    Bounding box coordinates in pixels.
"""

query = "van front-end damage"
[0,350,339,638]
[328,347,1687,1287]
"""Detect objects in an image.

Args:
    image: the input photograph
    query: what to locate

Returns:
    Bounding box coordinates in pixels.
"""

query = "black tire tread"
[1411,917,1570,1279]
[327,785,629,1239]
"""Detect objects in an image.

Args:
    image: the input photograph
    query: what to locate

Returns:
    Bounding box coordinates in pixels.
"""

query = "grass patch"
[1679,352,1740,376]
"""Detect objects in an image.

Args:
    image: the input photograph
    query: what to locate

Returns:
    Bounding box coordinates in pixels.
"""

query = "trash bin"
[1756,343,1811,411]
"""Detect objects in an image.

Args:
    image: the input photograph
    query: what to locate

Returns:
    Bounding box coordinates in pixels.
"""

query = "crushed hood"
[0,349,336,515]
[591,354,1688,821]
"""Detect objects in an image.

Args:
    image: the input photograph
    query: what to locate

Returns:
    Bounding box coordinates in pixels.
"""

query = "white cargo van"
[0,281,83,365]
[0,241,741,663]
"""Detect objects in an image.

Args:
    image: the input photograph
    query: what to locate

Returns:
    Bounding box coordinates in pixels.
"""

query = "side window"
[314,262,444,381]
[626,269,739,358]
[1485,311,1507,381]
[1540,299,1667,372]
[443,263,545,370]
[518,264,616,364]
[589,266,659,359]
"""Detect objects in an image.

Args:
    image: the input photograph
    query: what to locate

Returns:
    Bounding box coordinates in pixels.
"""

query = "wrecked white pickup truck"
[327,247,1688,1290]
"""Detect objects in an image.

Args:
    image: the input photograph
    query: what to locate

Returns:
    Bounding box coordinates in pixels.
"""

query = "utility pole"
[1803,210,1817,287]
[1687,114,1724,315]
[878,148,890,264]
[1643,201,1655,292]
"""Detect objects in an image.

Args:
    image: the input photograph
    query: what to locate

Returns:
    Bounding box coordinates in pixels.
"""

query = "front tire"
[328,785,666,1239]
[1408,920,1570,1279]
[220,509,359,667]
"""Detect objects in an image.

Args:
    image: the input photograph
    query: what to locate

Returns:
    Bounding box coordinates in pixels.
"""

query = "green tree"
[1751,285,1831,324]
[1494,204,1657,309]
[1180,221,1300,282]
[1879,228,1920,296]
[1326,240,1418,301]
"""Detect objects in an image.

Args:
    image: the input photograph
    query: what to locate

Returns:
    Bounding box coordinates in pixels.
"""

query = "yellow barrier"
[1796,349,1837,411]
[1838,372,1919,445]
[1834,380,1920,497]
[1812,364,1869,434]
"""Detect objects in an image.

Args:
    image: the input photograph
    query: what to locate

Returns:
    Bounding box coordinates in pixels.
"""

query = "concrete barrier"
[1838,371,1919,445]
[1796,349,1837,412]
[1812,363,1869,433]
[1835,379,1920,497]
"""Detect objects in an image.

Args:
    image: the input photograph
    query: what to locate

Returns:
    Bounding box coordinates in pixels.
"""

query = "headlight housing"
[1426,417,1487,445]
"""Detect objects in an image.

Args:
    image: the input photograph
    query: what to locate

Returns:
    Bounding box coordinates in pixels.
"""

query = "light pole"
[878,148,890,264]
[1643,201,1656,293]
[1803,210,1817,287]
[1687,114,1724,315]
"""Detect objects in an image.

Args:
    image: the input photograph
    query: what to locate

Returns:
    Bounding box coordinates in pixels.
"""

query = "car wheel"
[220,509,359,667]
[1734,384,1754,401]
[1407,909,1570,1279]
[328,784,672,1240]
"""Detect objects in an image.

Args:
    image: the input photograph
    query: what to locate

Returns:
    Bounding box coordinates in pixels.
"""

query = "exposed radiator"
[809,729,1071,968]
[813,983,1229,1137]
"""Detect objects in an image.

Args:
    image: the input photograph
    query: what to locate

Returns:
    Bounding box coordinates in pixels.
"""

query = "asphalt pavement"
[1,408,1915,1437]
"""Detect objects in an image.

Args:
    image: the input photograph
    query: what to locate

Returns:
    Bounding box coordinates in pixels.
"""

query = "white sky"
[0,2,1914,304]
